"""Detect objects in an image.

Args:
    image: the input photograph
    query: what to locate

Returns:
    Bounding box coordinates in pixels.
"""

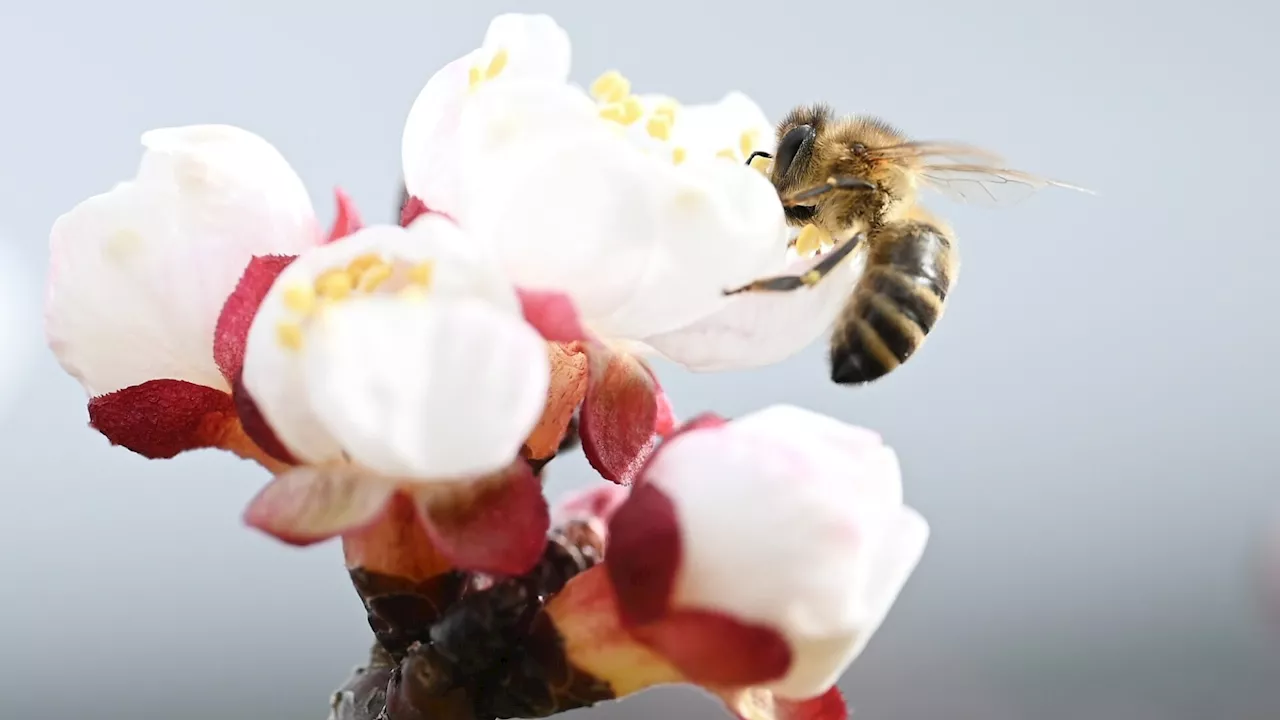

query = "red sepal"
[411,460,550,576]
[343,493,453,582]
[87,379,237,459]
[632,609,791,688]
[326,187,364,243]
[400,195,430,227]
[578,344,661,485]
[214,254,296,385]
[231,375,297,466]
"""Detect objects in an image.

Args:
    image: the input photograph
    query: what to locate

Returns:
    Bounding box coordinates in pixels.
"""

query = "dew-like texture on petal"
[642,245,866,372]
[241,219,520,466]
[303,296,550,480]
[46,125,320,397]
[87,378,237,459]
[455,81,786,341]
[401,14,571,215]
[243,464,397,546]
[412,460,550,575]
[636,405,929,699]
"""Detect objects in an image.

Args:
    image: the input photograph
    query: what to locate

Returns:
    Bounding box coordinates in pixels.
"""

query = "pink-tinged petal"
[579,344,660,485]
[213,254,296,385]
[523,343,589,461]
[552,482,631,529]
[652,379,677,437]
[230,375,297,466]
[723,687,849,720]
[517,288,588,342]
[631,609,791,688]
[243,464,397,546]
[325,187,364,243]
[605,481,680,625]
[411,461,549,576]
[606,480,791,687]
[400,194,431,227]
[88,379,239,459]
[342,493,453,582]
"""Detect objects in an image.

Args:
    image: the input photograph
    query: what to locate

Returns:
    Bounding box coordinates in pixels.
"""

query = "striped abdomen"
[828,221,957,385]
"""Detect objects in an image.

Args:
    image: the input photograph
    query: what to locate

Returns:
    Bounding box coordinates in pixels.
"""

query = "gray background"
[1,1,1277,718]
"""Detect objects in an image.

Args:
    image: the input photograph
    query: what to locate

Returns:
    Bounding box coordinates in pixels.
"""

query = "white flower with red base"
[44,13,932,720]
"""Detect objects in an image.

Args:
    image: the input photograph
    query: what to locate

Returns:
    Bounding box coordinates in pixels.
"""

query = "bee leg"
[783,176,876,206]
[722,233,865,296]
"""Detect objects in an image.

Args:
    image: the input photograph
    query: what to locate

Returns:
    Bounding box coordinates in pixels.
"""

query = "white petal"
[641,408,927,699]
[663,91,776,161]
[402,54,476,215]
[45,124,320,397]
[455,81,787,340]
[303,295,549,480]
[641,244,865,371]
[480,13,571,82]
[401,13,571,214]
[241,219,521,466]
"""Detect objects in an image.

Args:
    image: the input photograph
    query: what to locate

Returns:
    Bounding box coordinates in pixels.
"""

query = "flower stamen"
[590,70,631,104]
[646,115,672,141]
[468,47,510,92]
[793,224,832,256]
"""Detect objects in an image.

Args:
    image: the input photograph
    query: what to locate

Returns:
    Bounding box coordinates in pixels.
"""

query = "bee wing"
[916,163,1095,207]
[864,141,1008,165]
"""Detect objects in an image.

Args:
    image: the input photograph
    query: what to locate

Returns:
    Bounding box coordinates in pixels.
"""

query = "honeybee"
[727,103,1090,385]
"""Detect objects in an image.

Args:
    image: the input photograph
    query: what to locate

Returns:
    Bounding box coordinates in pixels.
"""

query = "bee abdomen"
[829,223,954,386]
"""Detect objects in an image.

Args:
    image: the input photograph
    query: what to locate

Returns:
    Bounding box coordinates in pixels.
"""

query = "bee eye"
[774,124,815,178]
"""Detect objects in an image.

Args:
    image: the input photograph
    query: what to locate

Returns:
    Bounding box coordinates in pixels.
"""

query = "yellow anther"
[716,147,738,161]
[599,103,627,123]
[316,269,355,300]
[276,321,304,351]
[653,99,679,120]
[357,262,393,293]
[672,147,687,165]
[407,261,435,288]
[739,129,760,158]
[749,153,772,174]
[346,253,382,278]
[282,283,317,314]
[589,70,631,104]
[794,225,827,256]
[646,114,673,141]
[802,270,821,286]
[468,66,482,90]
[485,49,509,79]
[621,96,644,124]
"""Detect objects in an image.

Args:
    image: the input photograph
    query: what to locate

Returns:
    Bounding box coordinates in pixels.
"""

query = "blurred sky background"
[2,1,1278,719]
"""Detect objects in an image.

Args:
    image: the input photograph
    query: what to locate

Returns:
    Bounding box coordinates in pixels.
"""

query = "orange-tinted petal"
[411,460,550,576]
[242,464,396,546]
[523,342,589,461]
[342,492,453,582]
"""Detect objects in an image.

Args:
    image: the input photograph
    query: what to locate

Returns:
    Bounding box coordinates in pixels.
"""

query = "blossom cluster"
[44,14,929,720]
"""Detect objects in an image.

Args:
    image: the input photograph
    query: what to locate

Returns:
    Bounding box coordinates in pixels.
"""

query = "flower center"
[588,70,768,170]
[274,253,437,351]
[467,47,510,92]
